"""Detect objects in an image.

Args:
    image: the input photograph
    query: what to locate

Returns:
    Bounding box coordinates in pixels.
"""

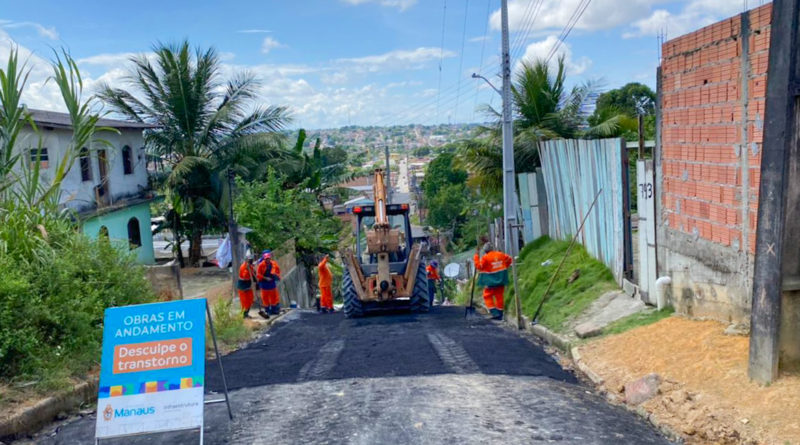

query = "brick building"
[656,4,772,322]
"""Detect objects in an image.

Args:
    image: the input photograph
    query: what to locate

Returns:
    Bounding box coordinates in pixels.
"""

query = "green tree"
[234,170,343,256]
[594,82,656,118]
[422,152,467,198]
[321,146,347,167]
[421,152,474,246]
[589,82,656,141]
[411,146,431,157]
[98,41,291,266]
[460,56,625,194]
[426,182,469,232]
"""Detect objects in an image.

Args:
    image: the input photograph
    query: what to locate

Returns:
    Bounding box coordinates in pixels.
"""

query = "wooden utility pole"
[748,0,800,384]
[638,114,645,159]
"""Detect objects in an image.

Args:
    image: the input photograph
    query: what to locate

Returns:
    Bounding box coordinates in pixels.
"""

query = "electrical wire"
[436,0,448,122]
[454,0,471,124]
[511,0,545,62]
[472,0,493,121]
[545,0,592,63]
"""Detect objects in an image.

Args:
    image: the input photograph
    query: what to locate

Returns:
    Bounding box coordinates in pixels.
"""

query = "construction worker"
[237,256,257,318]
[474,243,513,320]
[426,260,441,306]
[257,250,282,315]
[318,254,334,313]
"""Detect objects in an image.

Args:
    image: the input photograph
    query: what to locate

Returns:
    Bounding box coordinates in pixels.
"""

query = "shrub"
[0,205,156,381]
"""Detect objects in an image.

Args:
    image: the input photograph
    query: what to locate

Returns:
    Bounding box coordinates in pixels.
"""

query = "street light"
[471,73,501,96]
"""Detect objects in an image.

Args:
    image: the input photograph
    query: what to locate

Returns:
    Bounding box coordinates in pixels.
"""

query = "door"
[96,149,110,206]
[637,159,657,304]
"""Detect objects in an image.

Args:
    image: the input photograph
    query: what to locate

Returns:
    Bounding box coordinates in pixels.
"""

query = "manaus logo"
[103,404,114,421]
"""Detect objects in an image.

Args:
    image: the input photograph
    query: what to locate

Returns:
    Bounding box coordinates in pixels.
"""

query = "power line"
[473,0,493,121]
[508,0,537,57]
[511,0,545,62]
[546,0,592,63]
[436,0,448,122]
[454,0,471,124]
[510,0,544,60]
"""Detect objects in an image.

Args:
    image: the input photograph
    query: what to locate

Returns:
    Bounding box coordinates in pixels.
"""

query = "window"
[30,147,48,168]
[79,147,92,181]
[127,217,141,250]
[122,145,133,175]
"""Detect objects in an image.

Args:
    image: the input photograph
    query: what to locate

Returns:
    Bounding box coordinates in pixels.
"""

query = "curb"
[0,378,98,441]
[501,312,576,359]
[499,311,683,443]
[570,344,684,444]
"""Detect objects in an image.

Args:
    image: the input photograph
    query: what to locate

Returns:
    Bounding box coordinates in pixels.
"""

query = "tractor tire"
[342,268,364,318]
[409,262,429,314]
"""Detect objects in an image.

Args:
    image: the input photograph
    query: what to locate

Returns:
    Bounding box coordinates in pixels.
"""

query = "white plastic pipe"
[655,276,672,310]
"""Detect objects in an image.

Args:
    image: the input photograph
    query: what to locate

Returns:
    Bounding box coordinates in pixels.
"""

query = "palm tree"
[98,41,291,266]
[460,56,624,194]
[284,129,365,208]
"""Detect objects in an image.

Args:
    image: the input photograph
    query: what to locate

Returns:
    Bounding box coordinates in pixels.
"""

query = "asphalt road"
[27,307,673,445]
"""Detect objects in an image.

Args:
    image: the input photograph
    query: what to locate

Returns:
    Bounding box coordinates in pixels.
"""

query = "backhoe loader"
[340,169,428,318]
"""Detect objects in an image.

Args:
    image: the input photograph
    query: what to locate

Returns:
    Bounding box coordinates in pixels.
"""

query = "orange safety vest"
[426,265,441,281]
[257,259,281,290]
[318,256,333,288]
[474,251,512,288]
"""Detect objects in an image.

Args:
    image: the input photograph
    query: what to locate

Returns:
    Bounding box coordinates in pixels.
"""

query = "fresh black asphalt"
[26,306,673,444]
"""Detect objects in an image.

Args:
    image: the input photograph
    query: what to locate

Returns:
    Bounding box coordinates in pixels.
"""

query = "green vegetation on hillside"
[512,236,617,332]
[0,51,156,387]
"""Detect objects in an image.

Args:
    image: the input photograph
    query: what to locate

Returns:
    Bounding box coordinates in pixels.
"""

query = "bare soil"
[579,316,800,444]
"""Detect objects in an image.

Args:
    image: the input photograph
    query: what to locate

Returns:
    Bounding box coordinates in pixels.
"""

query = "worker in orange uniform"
[318,254,334,313]
[426,260,441,306]
[236,256,257,318]
[474,243,513,320]
[257,250,282,316]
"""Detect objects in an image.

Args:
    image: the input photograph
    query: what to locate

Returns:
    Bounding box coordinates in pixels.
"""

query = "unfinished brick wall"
[657,4,771,322]
[660,3,770,254]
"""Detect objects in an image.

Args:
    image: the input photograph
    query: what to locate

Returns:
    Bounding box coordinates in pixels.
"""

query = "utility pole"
[385,144,392,204]
[638,114,645,159]
[227,169,241,301]
[500,0,518,255]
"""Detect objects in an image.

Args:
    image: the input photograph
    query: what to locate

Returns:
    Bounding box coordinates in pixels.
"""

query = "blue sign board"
[95,299,206,440]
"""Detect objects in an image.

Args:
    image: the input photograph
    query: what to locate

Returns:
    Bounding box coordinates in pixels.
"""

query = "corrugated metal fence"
[539,138,632,285]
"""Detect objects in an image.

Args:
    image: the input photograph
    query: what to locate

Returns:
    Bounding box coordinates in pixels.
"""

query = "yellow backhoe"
[340,169,428,317]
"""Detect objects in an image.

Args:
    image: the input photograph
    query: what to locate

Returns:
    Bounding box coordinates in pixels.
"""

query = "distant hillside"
[294,123,480,151]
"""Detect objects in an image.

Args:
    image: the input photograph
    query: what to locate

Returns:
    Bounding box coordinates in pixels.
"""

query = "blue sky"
[0,0,765,129]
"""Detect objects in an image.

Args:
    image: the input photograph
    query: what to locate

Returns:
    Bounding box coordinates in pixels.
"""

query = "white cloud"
[341,0,417,11]
[0,20,59,40]
[261,37,284,54]
[337,47,455,72]
[490,0,661,33]
[419,88,438,98]
[625,0,746,38]
[237,29,272,34]
[77,52,143,66]
[469,35,492,43]
[515,35,592,76]
[0,30,465,128]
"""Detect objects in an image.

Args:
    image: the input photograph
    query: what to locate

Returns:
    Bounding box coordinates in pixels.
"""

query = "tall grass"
[513,236,617,332]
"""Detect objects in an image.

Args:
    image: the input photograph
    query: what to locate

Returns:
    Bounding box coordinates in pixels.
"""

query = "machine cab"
[352,202,413,276]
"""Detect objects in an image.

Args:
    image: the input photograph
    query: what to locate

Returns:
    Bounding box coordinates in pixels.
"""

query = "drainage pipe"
[655,276,672,310]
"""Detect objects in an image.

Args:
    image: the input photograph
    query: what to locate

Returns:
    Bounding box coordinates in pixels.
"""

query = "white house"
[19,109,157,264]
